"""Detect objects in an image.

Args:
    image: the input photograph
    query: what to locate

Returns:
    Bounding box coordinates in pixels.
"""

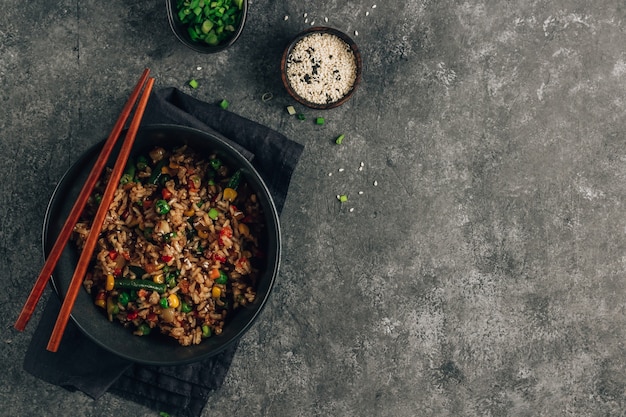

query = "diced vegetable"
[335,134,345,145]
[316,117,325,125]
[167,294,180,309]
[189,79,199,89]
[114,278,167,293]
[219,99,229,110]
[208,207,220,220]
[223,187,237,201]
[297,113,306,120]
[216,270,228,284]
[155,199,171,215]
[286,105,296,115]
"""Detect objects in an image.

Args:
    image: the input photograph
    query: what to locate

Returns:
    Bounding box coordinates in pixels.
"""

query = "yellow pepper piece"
[95,299,106,308]
[153,273,165,284]
[105,274,115,291]
[211,286,222,298]
[168,294,180,309]
[184,208,195,217]
[223,187,237,201]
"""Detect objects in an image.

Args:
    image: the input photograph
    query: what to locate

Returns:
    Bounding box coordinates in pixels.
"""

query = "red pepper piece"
[109,250,118,260]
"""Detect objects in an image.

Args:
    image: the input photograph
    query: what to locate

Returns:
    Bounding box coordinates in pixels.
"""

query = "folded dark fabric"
[24,87,303,417]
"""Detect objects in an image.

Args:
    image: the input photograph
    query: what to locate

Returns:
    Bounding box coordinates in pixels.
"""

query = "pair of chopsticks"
[14,68,155,352]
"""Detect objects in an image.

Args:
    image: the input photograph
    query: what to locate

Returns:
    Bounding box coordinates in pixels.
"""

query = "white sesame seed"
[349,207,354,212]
[305,18,308,23]
[196,66,202,70]
[354,30,359,36]
[336,195,341,200]
[360,162,365,167]
[328,172,333,176]
[284,15,289,20]
[311,21,315,25]
[366,11,370,16]
[304,13,307,17]
[325,17,328,22]
[338,168,345,172]
[373,180,378,186]
[358,191,364,195]
[358,167,363,171]
[372,4,377,8]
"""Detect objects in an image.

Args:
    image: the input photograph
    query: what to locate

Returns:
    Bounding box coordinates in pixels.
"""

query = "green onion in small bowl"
[166,0,248,53]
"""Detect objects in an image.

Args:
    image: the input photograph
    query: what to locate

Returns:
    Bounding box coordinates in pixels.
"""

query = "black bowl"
[43,124,280,365]
[166,0,248,53]
[281,26,362,110]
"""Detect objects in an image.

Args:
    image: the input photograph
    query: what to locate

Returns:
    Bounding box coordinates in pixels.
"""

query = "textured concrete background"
[3,0,626,416]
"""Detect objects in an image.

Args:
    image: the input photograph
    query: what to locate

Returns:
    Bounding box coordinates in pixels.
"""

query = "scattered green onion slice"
[316,117,325,125]
[338,194,348,203]
[335,134,345,145]
[297,113,306,120]
[189,79,199,89]
[219,99,229,110]
[262,92,273,102]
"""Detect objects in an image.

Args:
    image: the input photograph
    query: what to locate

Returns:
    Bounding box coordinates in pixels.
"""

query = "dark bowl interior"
[280,26,363,110]
[43,124,280,365]
[165,0,248,54]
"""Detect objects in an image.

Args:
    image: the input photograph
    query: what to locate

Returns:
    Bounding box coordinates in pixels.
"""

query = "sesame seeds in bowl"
[281,27,362,110]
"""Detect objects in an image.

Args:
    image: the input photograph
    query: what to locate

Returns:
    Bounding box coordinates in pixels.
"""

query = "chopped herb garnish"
[189,79,199,89]
[335,134,345,144]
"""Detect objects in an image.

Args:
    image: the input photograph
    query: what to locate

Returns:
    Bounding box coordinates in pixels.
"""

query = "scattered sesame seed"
[304,13,307,17]
[284,15,289,20]
[358,167,363,171]
[354,30,359,36]
[349,207,354,212]
[196,66,202,70]
[372,4,377,8]
[311,21,315,25]
[358,191,364,195]
[360,162,365,167]
[336,195,341,200]
[373,180,378,186]
[325,17,328,22]
[328,172,333,176]
[338,168,345,172]
[305,18,308,23]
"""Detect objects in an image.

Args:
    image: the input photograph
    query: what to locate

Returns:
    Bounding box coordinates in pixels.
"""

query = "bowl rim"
[43,124,281,365]
[166,0,249,54]
[280,26,363,110]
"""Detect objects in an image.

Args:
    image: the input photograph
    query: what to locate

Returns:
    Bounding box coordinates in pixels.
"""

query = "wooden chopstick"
[46,76,155,352]
[14,68,151,332]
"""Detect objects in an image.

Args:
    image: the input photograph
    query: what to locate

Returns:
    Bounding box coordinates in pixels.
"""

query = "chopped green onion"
[335,134,345,145]
[189,79,199,89]
[316,117,325,125]
[286,105,296,115]
[219,99,229,110]
[297,113,306,120]
[338,194,348,203]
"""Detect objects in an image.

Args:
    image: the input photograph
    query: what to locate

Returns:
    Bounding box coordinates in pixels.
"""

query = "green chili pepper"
[149,159,168,184]
[227,169,242,189]
[159,298,169,309]
[136,155,148,170]
[210,158,222,170]
[155,199,171,215]
[120,158,136,185]
[114,278,166,293]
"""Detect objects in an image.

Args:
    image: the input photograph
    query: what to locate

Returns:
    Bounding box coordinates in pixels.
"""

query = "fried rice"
[73,145,264,346]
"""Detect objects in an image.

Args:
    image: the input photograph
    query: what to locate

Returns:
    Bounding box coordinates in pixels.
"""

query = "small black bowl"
[43,124,280,365]
[166,0,248,53]
[281,27,362,110]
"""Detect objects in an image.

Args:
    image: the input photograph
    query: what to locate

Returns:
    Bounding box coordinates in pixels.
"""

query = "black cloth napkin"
[24,87,304,417]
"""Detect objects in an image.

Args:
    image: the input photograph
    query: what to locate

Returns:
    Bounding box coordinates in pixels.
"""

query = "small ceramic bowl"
[281,27,362,110]
[166,0,248,53]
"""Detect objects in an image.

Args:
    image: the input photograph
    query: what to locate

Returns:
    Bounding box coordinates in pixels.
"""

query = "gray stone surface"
[3,0,626,416]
